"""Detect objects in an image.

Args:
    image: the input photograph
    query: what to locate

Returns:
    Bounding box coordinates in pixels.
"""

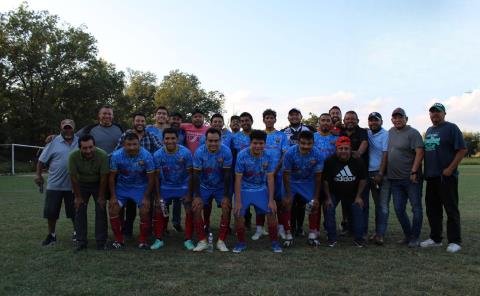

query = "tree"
[154,70,224,121]
[0,4,124,145]
[123,68,157,122]
[302,112,319,129]
[463,131,480,157]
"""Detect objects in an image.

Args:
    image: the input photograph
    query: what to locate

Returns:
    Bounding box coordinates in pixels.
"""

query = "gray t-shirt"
[77,124,123,155]
[38,135,79,191]
[387,125,424,179]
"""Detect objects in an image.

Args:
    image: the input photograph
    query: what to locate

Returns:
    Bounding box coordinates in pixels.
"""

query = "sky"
[2,0,480,131]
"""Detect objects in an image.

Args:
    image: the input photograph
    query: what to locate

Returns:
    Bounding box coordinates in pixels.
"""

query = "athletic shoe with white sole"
[193,240,208,252]
[446,243,461,253]
[271,241,283,253]
[184,240,195,251]
[42,234,56,246]
[420,238,443,248]
[150,239,164,250]
[232,242,247,253]
[216,240,229,252]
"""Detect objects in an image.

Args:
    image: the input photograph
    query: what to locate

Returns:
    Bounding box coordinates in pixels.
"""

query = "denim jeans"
[369,172,391,237]
[390,178,423,240]
[324,194,364,241]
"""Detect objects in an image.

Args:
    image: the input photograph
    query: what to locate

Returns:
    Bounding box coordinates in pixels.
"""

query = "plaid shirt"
[115,130,163,154]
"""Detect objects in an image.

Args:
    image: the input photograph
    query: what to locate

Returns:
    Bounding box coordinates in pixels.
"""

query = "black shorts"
[43,190,75,220]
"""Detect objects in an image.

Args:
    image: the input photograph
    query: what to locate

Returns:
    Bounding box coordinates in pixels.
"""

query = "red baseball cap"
[336,136,351,147]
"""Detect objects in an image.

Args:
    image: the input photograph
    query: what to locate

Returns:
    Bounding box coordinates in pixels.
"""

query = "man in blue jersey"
[252,109,289,240]
[191,128,233,252]
[145,106,169,141]
[233,130,282,253]
[282,131,324,247]
[230,115,241,134]
[314,113,338,161]
[151,128,195,250]
[199,113,234,232]
[108,132,155,249]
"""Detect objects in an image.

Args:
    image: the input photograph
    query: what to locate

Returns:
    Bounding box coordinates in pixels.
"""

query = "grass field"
[1,166,480,296]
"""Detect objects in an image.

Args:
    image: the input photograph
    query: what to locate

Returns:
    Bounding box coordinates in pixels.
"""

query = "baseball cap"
[61,119,75,129]
[368,112,382,121]
[392,107,406,117]
[288,108,302,115]
[336,136,351,147]
[429,103,446,113]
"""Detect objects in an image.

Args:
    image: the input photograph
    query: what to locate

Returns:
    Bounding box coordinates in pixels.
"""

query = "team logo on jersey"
[138,160,145,167]
[275,137,281,144]
[262,161,269,169]
[334,165,356,182]
[217,157,224,163]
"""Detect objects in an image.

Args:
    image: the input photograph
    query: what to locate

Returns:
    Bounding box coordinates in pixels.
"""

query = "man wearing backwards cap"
[420,103,467,253]
[367,112,391,245]
[35,119,79,246]
[387,107,424,248]
[323,136,368,247]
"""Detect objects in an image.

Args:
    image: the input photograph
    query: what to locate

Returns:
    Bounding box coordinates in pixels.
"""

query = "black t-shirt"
[323,155,367,200]
[341,126,369,168]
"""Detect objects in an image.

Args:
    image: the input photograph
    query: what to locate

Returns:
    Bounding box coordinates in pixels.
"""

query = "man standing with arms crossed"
[420,103,467,253]
[36,119,79,246]
[69,134,109,251]
[387,108,424,248]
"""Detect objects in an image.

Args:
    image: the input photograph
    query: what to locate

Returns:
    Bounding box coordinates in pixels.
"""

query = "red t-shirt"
[181,123,209,153]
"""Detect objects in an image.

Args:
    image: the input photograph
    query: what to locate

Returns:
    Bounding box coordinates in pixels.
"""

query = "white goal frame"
[0,144,44,175]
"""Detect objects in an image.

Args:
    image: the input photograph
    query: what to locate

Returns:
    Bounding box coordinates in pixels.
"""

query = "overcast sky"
[2,0,479,131]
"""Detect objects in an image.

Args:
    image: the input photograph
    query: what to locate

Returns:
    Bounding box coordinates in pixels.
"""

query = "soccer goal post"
[0,144,44,175]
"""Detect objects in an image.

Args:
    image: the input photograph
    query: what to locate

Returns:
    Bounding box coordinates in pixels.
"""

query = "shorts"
[116,185,147,208]
[43,190,74,220]
[289,181,315,203]
[161,187,189,203]
[200,187,224,208]
[235,188,270,217]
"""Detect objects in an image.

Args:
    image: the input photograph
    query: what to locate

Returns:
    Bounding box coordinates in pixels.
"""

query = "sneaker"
[232,242,247,253]
[278,225,286,240]
[353,238,366,248]
[216,240,229,252]
[283,233,294,248]
[408,239,420,248]
[271,241,283,253]
[150,239,164,250]
[446,243,461,253]
[251,228,264,241]
[42,234,56,246]
[173,224,183,233]
[138,242,150,250]
[307,232,320,247]
[328,240,337,248]
[71,231,77,242]
[193,240,209,252]
[110,241,125,250]
[184,240,195,251]
[420,238,443,248]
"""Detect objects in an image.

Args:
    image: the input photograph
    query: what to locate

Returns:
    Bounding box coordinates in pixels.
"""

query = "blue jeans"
[324,194,364,241]
[390,178,423,240]
[369,172,391,237]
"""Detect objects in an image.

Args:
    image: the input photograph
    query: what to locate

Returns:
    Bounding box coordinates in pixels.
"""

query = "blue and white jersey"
[282,145,324,183]
[199,129,234,149]
[110,147,155,195]
[313,132,338,162]
[193,144,233,190]
[265,130,289,168]
[153,145,193,190]
[235,149,275,191]
[231,131,251,152]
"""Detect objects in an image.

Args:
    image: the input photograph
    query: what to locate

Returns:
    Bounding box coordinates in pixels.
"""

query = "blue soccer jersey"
[110,147,155,198]
[235,148,275,191]
[314,132,338,161]
[265,130,289,169]
[199,129,234,149]
[283,145,324,183]
[193,144,233,190]
[231,131,251,152]
[153,145,193,190]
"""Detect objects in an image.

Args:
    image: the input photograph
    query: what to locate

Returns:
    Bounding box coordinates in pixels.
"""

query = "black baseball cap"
[429,103,446,113]
[288,108,302,115]
[368,112,382,121]
[392,107,406,117]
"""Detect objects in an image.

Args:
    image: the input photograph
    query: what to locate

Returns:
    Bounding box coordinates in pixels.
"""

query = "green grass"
[1,168,480,296]
[461,157,480,165]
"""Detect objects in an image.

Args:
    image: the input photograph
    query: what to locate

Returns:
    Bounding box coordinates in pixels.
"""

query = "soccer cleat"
[138,243,150,250]
[232,242,247,253]
[150,239,165,250]
[110,241,125,250]
[283,233,294,247]
[271,241,283,253]
[327,240,337,248]
[251,228,264,241]
[446,243,461,253]
[193,240,209,252]
[216,240,229,252]
[184,240,195,251]
[420,238,443,248]
[307,232,320,247]
[42,234,56,246]
[353,238,366,248]
[408,239,420,248]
